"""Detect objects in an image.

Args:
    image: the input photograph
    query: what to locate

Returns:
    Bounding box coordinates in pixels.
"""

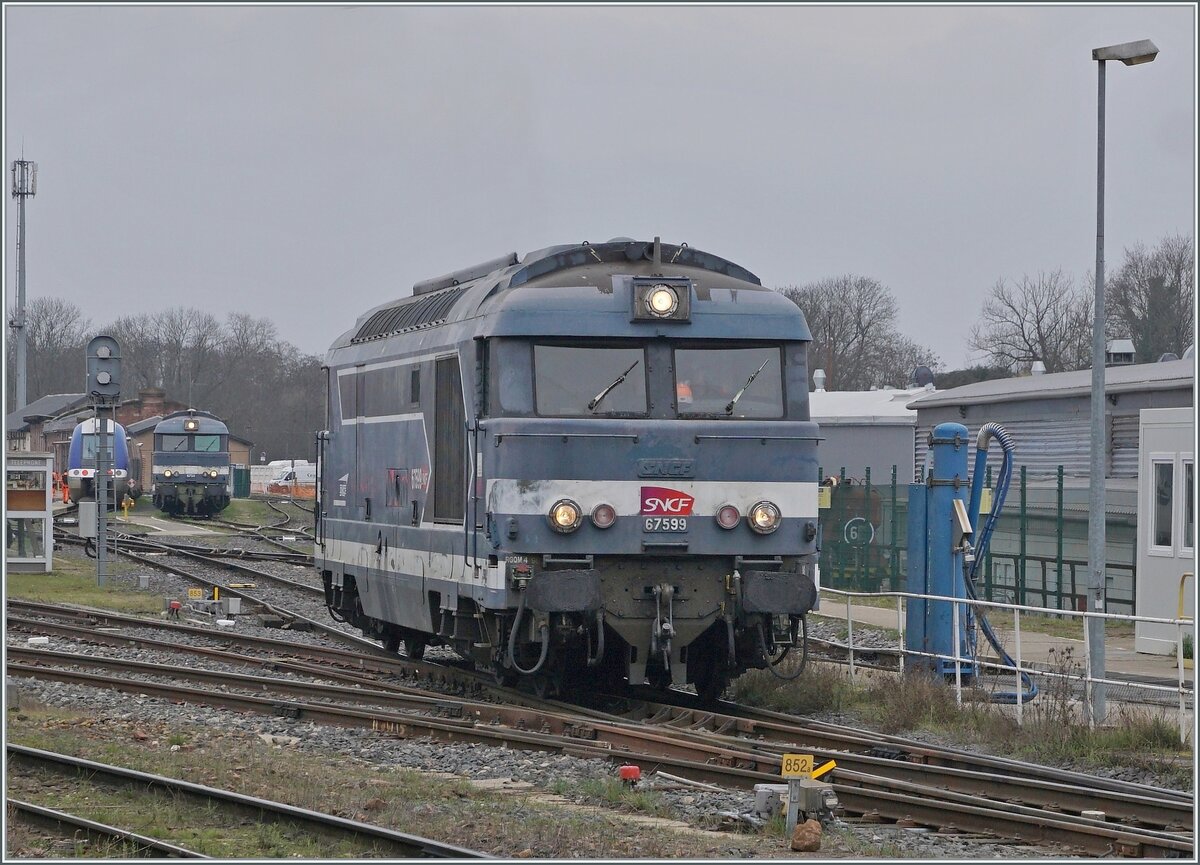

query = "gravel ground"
[10,541,1173,857]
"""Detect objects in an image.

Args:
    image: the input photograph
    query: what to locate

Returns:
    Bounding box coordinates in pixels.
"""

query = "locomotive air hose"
[586,608,605,667]
[506,590,550,676]
[756,617,808,681]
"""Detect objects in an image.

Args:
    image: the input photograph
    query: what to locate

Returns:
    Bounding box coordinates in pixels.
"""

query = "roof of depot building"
[810,385,931,425]
[907,359,1194,410]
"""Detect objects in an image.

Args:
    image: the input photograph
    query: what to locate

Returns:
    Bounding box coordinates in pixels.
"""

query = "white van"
[267,464,317,493]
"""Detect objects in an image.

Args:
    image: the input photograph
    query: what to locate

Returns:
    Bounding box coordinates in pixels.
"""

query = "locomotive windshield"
[193,435,222,452]
[675,346,784,418]
[80,434,98,461]
[533,345,648,416]
[160,435,190,451]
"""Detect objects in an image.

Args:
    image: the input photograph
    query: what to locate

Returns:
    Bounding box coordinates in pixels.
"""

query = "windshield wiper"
[725,359,771,415]
[588,361,640,413]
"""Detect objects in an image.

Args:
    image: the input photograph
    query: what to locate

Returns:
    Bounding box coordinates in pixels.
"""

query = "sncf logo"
[640,486,695,516]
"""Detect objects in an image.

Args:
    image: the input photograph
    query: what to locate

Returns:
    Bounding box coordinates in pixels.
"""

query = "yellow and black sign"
[780,753,813,778]
[186,588,203,600]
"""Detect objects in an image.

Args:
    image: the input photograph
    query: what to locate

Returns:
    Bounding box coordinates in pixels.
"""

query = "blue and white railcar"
[151,410,232,516]
[317,238,821,699]
[67,418,131,506]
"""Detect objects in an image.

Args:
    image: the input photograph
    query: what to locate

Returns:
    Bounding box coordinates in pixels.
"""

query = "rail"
[7,745,486,859]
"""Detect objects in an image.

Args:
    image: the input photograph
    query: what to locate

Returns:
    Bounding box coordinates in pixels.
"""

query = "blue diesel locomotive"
[316,238,820,699]
[151,410,232,516]
[66,417,132,506]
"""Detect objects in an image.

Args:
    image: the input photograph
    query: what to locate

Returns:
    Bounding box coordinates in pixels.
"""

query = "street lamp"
[1088,38,1158,726]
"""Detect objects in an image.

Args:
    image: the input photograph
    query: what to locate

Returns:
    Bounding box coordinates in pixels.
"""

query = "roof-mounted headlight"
[646,285,678,317]
[632,277,691,322]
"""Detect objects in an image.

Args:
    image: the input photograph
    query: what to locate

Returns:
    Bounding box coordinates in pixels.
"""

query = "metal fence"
[818,586,1194,742]
[818,464,1140,615]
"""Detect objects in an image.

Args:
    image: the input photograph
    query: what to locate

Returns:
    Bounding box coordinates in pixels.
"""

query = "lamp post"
[1088,38,1158,725]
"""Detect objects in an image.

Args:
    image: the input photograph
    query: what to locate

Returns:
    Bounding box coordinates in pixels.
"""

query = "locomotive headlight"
[163,470,173,478]
[715,504,741,530]
[590,503,617,529]
[208,470,219,478]
[184,419,199,431]
[548,499,583,533]
[645,285,679,317]
[748,501,781,534]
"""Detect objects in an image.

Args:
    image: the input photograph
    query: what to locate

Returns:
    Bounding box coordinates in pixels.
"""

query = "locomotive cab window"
[533,344,648,417]
[674,346,784,418]
[193,435,223,452]
[159,434,190,452]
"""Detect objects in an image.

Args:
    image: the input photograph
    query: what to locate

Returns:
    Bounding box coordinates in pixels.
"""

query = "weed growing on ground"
[575,777,675,819]
[730,660,854,715]
[732,651,1192,789]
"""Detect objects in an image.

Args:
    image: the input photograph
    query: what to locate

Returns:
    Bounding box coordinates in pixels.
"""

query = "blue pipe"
[964,423,1037,703]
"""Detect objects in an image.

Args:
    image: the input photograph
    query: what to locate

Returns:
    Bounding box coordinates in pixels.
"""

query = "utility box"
[77,501,98,539]
[5,453,55,573]
[221,597,242,616]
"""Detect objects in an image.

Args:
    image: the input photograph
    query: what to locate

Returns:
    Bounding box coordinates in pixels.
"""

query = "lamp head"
[1092,39,1158,65]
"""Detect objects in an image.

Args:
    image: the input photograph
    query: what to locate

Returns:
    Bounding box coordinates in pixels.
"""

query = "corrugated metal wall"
[914,413,1143,480]
[1109,414,1140,479]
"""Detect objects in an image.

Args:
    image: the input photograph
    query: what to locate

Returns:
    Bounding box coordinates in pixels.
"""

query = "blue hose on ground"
[966,423,1038,704]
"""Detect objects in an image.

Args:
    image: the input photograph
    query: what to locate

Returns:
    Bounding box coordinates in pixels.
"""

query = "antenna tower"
[11,159,38,411]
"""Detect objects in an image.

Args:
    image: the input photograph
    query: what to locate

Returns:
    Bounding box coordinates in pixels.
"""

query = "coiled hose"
[755,616,808,680]
[506,591,550,675]
[966,423,1038,703]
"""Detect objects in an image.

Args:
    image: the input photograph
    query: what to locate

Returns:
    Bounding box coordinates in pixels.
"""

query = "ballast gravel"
[15,544,1175,858]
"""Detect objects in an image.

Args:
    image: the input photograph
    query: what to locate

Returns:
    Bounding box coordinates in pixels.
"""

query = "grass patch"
[819,590,900,611]
[731,653,1192,791]
[731,660,857,715]
[220,498,281,526]
[570,777,676,819]
[5,702,802,859]
[7,553,162,615]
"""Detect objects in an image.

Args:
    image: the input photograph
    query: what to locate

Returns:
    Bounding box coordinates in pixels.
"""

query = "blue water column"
[905,422,975,676]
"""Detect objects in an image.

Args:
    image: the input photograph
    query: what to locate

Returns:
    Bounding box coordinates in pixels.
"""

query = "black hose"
[724,615,737,666]
[586,609,605,667]
[757,618,807,681]
[506,591,550,675]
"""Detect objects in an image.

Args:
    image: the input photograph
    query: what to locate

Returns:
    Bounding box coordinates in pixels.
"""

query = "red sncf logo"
[640,486,695,516]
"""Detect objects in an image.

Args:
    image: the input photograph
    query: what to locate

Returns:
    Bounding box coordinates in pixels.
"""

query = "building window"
[6,517,46,558]
[1183,460,1194,553]
[1152,460,1174,551]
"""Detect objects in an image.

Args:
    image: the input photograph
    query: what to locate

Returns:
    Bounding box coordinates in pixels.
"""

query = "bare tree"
[5,297,91,411]
[1107,234,1194,361]
[969,270,1092,373]
[778,276,940,390]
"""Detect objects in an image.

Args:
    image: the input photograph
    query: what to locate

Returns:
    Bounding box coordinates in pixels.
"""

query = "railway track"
[6,745,485,858]
[8,603,1193,858]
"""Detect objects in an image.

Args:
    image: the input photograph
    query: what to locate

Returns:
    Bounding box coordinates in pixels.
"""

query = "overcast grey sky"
[4,3,1195,370]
